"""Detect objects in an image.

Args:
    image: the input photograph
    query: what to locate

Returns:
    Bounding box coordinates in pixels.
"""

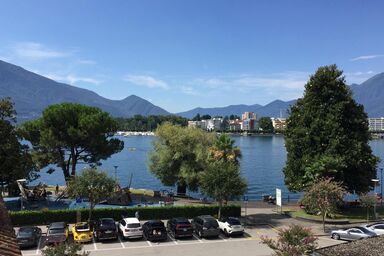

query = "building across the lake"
[368,118,384,131]
[271,118,287,131]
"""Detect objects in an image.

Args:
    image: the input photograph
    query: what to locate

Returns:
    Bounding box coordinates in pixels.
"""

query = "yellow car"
[72,222,93,243]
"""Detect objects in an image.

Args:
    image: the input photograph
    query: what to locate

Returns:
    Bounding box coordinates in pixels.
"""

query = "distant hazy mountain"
[350,72,384,117]
[0,60,169,122]
[177,100,296,118]
[178,73,384,119]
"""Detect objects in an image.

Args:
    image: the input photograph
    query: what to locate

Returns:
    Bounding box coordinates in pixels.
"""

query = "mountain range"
[0,60,169,122]
[0,59,383,121]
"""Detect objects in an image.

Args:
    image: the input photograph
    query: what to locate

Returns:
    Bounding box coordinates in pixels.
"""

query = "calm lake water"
[32,135,384,201]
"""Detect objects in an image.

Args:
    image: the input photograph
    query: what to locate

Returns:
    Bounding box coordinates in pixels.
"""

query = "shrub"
[10,204,240,226]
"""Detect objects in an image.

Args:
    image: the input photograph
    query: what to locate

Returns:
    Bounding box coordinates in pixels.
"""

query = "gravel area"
[315,236,384,256]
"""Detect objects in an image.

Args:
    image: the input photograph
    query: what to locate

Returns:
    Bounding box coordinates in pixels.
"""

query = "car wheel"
[198,230,202,238]
[224,229,229,237]
[332,233,340,240]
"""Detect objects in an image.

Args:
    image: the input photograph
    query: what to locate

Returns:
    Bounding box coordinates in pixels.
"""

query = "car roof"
[100,218,115,222]
[49,222,66,229]
[123,218,140,224]
[198,215,215,220]
[366,222,384,227]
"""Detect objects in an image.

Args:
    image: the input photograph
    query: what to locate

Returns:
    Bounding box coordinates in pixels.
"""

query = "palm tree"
[210,134,241,163]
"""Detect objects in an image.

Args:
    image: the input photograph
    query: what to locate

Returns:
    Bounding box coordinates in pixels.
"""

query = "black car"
[46,222,68,245]
[167,217,193,238]
[16,226,42,248]
[192,215,220,238]
[93,218,118,241]
[142,220,167,242]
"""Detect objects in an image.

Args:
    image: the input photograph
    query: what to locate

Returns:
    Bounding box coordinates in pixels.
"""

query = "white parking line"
[35,236,42,255]
[92,238,98,250]
[146,240,153,247]
[219,235,228,241]
[118,236,126,248]
[167,233,178,244]
[193,234,203,243]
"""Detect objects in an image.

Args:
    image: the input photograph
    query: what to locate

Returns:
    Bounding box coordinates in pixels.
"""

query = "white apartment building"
[368,118,384,131]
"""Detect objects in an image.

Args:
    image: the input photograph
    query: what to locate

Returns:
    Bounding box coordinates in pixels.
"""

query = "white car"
[217,217,244,236]
[118,217,143,239]
[364,222,384,235]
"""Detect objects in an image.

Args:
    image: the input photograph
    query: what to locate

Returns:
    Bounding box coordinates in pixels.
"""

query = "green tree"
[148,122,214,191]
[300,178,345,232]
[284,65,378,193]
[258,117,274,132]
[200,159,247,219]
[261,224,318,256]
[201,114,212,120]
[0,97,38,195]
[67,168,116,221]
[360,193,376,222]
[42,242,89,256]
[209,134,241,162]
[192,113,201,121]
[21,103,124,181]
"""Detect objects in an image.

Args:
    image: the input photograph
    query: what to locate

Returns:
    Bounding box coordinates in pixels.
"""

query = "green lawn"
[285,206,384,223]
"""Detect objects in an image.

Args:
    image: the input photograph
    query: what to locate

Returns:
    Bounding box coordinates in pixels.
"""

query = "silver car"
[331,226,377,240]
[363,222,384,235]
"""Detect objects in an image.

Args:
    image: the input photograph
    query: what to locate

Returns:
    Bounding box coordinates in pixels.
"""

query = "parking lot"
[19,223,279,256]
[19,222,345,256]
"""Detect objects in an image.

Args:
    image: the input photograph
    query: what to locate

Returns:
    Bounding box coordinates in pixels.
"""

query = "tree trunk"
[89,204,93,222]
[218,200,223,219]
[367,208,369,222]
[322,213,326,232]
[71,150,77,177]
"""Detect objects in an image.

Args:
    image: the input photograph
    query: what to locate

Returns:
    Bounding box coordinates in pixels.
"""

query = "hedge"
[9,204,240,226]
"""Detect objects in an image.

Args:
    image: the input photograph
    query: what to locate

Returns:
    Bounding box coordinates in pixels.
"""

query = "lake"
[32,135,384,201]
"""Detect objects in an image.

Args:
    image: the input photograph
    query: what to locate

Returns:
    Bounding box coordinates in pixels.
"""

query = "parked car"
[118,217,143,239]
[217,217,244,237]
[72,222,93,243]
[192,215,220,238]
[46,222,69,245]
[93,218,118,241]
[142,220,167,242]
[16,226,42,248]
[331,226,377,240]
[363,222,384,235]
[167,217,193,238]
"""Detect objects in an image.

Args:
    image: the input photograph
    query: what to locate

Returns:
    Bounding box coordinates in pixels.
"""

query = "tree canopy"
[300,178,345,232]
[115,115,188,131]
[284,65,378,193]
[148,122,215,191]
[258,117,274,132]
[21,103,124,181]
[0,97,38,195]
[67,168,116,221]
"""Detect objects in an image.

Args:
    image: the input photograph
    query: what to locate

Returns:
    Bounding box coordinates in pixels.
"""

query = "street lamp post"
[114,165,118,182]
[372,179,379,220]
[380,168,383,206]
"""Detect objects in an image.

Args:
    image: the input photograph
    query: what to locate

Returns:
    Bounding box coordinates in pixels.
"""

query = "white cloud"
[77,59,96,65]
[44,73,102,85]
[12,42,71,60]
[181,86,199,95]
[124,75,169,90]
[350,55,384,61]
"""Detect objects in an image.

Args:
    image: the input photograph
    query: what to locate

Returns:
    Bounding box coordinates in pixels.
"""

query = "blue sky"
[0,0,383,113]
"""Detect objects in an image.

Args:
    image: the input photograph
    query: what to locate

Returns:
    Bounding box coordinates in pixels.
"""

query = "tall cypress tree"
[284,65,378,193]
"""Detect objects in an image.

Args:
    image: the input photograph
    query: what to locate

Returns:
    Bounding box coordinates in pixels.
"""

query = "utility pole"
[372,179,379,220]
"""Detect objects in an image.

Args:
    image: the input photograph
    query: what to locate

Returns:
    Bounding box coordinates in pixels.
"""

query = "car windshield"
[227,218,241,225]
[49,228,65,235]
[100,220,115,229]
[76,224,89,231]
[127,223,141,228]
[204,219,218,228]
[18,229,33,237]
[357,227,371,233]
